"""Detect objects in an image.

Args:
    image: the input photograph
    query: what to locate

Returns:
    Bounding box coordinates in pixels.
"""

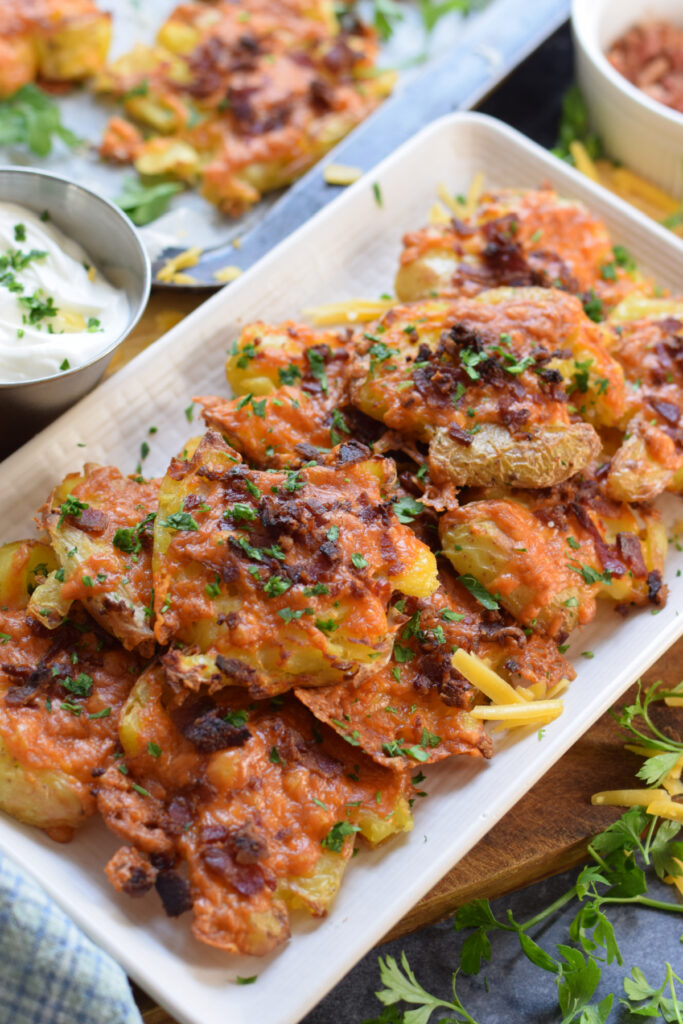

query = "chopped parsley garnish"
[570,563,611,585]
[88,707,111,720]
[61,673,94,698]
[147,742,162,758]
[161,511,199,531]
[269,746,282,764]
[57,494,89,528]
[263,575,291,597]
[322,820,361,852]
[112,511,156,554]
[228,502,258,523]
[393,642,415,663]
[582,290,604,323]
[0,633,11,645]
[351,552,368,570]
[87,317,101,332]
[315,618,339,633]
[304,583,330,596]
[326,525,340,542]
[278,363,302,386]
[457,574,499,610]
[393,495,425,524]
[372,182,383,207]
[307,348,328,395]
[441,609,465,622]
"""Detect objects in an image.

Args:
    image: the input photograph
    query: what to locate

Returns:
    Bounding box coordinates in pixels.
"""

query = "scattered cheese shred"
[569,141,600,181]
[624,743,662,758]
[323,163,363,186]
[156,245,202,283]
[646,797,683,822]
[436,183,462,216]
[462,170,484,219]
[428,201,451,225]
[665,697,683,707]
[168,272,197,286]
[547,677,571,700]
[214,265,243,284]
[452,648,525,705]
[591,788,667,807]
[470,700,563,726]
[304,298,395,326]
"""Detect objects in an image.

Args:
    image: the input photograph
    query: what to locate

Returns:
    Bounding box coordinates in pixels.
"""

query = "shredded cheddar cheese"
[214,265,243,284]
[591,788,667,807]
[452,648,525,705]
[323,163,363,186]
[156,246,203,283]
[470,700,563,725]
[304,298,395,326]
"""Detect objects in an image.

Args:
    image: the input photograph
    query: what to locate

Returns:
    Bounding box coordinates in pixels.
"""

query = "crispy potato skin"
[395,187,650,310]
[153,432,437,697]
[95,0,393,215]
[429,421,601,490]
[0,0,111,95]
[98,664,412,955]
[33,465,159,656]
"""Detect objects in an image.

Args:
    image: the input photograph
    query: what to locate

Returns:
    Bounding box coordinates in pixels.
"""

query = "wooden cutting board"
[110,298,681,1022]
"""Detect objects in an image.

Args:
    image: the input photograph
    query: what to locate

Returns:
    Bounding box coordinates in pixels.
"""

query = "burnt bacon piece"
[215,654,257,686]
[155,871,193,917]
[182,707,251,753]
[570,501,628,578]
[4,662,51,707]
[647,570,668,607]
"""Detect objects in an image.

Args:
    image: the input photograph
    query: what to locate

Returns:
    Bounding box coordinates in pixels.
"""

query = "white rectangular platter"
[1,112,683,1024]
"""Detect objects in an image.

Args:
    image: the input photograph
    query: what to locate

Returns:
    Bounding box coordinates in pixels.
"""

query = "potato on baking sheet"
[95,0,394,216]
[153,431,437,697]
[98,663,412,956]
[0,539,141,840]
[0,0,111,96]
[395,186,651,312]
[30,464,159,656]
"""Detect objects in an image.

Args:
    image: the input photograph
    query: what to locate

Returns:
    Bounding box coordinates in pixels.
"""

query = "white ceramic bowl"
[572,0,683,198]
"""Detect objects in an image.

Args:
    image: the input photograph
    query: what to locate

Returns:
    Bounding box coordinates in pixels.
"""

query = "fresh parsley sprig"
[368,679,683,1024]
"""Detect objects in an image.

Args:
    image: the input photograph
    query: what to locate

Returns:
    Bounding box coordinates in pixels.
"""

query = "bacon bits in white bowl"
[572,0,683,199]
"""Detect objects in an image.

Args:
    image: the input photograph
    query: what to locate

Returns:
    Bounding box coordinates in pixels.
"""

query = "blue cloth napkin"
[0,851,142,1024]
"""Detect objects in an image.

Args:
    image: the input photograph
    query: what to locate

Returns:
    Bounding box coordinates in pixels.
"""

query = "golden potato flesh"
[153,431,438,698]
[98,664,412,956]
[225,320,352,404]
[0,540,140,839]
[31,464,159,656]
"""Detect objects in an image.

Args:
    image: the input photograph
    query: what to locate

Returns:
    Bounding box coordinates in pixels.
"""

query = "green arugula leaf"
[116,178,184,226]
[0,84,80,157]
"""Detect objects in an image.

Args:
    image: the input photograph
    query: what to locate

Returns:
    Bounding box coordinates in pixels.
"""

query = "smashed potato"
[395,186,649,311]
[153,431,437,697]
[98,664,412,955]
[0,540,139,839]
[31,464,159,656]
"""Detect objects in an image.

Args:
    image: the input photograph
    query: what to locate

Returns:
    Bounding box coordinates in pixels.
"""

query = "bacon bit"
[155,871,193,917]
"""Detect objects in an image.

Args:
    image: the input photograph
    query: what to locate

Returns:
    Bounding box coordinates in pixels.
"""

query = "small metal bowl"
[0,166,151,457]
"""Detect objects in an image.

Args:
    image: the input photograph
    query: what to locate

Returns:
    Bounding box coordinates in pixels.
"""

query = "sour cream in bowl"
[0,202,130,383]
[0,167,150,457]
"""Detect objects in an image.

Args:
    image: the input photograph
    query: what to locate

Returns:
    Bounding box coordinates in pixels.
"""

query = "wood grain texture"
[118,295,682,1022]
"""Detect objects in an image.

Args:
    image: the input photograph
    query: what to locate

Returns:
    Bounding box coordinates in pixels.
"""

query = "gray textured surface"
[302,867,682,1023]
